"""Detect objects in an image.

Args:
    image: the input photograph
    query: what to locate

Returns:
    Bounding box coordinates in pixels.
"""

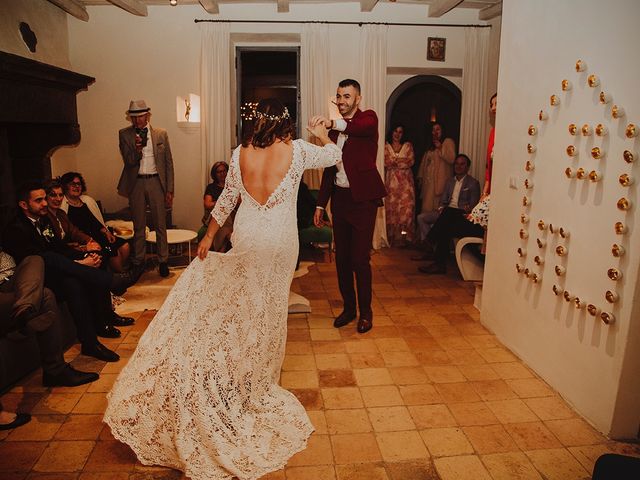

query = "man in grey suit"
[418,154,483,274]
[118,100,174,277]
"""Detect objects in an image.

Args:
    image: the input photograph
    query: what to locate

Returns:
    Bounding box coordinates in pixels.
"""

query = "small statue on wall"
[185,97,191,122]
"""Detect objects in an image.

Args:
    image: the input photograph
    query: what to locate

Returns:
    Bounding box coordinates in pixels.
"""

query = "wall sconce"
[176,94,201,125]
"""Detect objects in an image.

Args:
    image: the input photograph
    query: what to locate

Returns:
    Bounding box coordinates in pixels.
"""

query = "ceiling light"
[170,0,177,6]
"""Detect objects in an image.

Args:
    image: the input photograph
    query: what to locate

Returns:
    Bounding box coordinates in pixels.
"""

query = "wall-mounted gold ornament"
[591,147,604,159]
[581,124,592,136]
[517,247,527,257]
[520,214,529,224]
[555,245,568,256]
[528,125,537,136]
[587,304,600,317]
[619,174,633,187]
[555,265,566,276]
[552,285,563,296]
[605,290,619,303]
[527,143,536,154]
[549,224,558,234]
[531,273,540,283]
[522,196,531,206]
[616,198,631,210]
[588,170,602,182]
[561,79,572,91]
[523,268,531,278]
[539,110,548,121]
[550,95,560,106]
[568,124,577,136]
[519,229,529,239]
[612,105,625,119]
[566,145,577,157]
[516,263,524,273]
[612,244,625,257]
[559,227,570,239]
[534,255,544,265]
[607,268,622,281]
[595,124,608,136]
[575,59,586,72]
[599,91,611,104]
[576,167,587,179]
[563,290,574,302]
[625,123,637,138]
[537,220,546,230]
[587,74,599,87]
[574,297,586,309]
[614,222,626,235]
[600,312,615,325]
[524,179,534,189]
[525,161,535,172]
[536,238,546,248]
[623,150,635,164]
[565,167,575,178]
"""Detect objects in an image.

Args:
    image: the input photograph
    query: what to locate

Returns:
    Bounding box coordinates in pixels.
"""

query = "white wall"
[57,3,487,230]
[0,0,70,69]
[482,0,640,438]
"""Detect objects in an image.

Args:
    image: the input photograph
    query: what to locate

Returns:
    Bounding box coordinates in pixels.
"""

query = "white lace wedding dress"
[104,139,341,480]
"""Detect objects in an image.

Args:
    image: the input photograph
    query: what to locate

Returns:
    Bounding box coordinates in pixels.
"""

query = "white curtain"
[300,24,331,189]
[199,23,231,189]
[359,24,389,249]
[459,27,491,182]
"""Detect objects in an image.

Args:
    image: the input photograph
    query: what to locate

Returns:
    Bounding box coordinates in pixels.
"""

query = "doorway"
[235,47,300,144]
[386,75,462,168]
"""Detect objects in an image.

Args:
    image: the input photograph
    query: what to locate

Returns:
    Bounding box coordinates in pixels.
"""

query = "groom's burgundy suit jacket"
[316,108,387,208]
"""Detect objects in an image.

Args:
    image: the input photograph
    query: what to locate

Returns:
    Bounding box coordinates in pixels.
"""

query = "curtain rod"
[194,19,490,28]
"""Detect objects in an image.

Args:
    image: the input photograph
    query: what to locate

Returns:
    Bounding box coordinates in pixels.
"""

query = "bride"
[104,99,341,480]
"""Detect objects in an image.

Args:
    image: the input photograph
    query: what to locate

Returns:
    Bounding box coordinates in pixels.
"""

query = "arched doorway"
[386,76,462,168]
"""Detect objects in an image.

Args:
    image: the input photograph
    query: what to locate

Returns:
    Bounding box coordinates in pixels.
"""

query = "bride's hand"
[197,236,213,260]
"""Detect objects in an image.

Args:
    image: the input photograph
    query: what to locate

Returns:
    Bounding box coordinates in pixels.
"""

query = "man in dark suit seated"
[2,181,135,362]
[0,253,99,430]
[418,154,483,275]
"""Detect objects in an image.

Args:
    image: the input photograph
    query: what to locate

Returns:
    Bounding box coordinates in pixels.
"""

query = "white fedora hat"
[127,100,151,116]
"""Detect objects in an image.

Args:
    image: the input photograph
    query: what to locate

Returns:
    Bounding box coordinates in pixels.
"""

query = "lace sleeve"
[298,140,342,170]
[210,150,240,227]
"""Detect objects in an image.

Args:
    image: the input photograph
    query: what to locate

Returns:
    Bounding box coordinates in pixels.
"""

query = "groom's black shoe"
[333,310,357,328]
[357,313,373,334]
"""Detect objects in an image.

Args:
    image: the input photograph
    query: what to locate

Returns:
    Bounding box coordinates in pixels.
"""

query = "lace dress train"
[104,140,341,480]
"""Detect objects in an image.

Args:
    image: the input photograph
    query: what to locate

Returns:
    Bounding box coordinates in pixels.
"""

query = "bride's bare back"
[239,139,294,206]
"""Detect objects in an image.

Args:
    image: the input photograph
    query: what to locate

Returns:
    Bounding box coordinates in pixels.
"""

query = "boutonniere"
[42,225,55,240]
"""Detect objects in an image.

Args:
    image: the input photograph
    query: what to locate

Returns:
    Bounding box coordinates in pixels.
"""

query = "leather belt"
[137,174,159,179]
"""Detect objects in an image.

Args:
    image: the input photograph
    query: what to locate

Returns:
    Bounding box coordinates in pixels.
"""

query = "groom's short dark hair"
[338,79,361,94]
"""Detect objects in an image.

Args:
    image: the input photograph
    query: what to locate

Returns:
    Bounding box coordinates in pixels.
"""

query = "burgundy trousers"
[331,187,379,317]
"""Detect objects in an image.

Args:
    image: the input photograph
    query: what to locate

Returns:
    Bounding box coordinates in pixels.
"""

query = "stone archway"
[385,75,462,167]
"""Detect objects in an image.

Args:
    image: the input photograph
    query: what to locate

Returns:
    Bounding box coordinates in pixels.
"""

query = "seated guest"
[59,172,131,273]
[2,181,135,361]
[418,154,483,275]
[45,180,135,330]
[198,162,234,252]
[0,253,99,387]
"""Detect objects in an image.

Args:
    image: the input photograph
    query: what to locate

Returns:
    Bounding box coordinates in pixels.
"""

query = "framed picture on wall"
[427,37,446,62]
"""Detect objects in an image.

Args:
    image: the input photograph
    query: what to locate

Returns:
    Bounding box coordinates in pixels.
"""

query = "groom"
[312,79,387,334]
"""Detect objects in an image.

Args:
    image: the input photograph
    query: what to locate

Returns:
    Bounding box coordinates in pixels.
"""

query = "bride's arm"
[302,123,342,170]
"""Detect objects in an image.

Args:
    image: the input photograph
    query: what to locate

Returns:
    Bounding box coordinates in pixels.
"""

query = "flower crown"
[253,106,290,122]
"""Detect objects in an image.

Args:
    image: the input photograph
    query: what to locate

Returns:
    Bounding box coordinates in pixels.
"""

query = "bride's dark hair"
[243,98,295,148]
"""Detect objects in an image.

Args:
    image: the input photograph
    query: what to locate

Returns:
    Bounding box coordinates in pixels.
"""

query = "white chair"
[454,237,484,281]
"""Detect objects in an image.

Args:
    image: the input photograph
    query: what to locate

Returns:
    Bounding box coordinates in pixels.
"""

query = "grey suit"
[439,175,481,212]
[118,125,174,264]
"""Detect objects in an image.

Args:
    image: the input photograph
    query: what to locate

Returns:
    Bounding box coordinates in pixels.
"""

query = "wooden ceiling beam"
[428,0,464,18]
[199,0,220,14]
[277,0,289,13]
[46,0,89,22]
[360,0,379,13]
[479,2,502,20]
[105,0,148,16]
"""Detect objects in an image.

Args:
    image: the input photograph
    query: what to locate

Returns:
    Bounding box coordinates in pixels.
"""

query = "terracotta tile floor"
[1,248,638,479]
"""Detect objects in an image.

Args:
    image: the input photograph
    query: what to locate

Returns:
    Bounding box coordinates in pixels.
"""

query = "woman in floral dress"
[384,124,415,246]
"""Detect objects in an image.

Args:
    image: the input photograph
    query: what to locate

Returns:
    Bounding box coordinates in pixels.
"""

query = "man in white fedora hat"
[117,100,174,277]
